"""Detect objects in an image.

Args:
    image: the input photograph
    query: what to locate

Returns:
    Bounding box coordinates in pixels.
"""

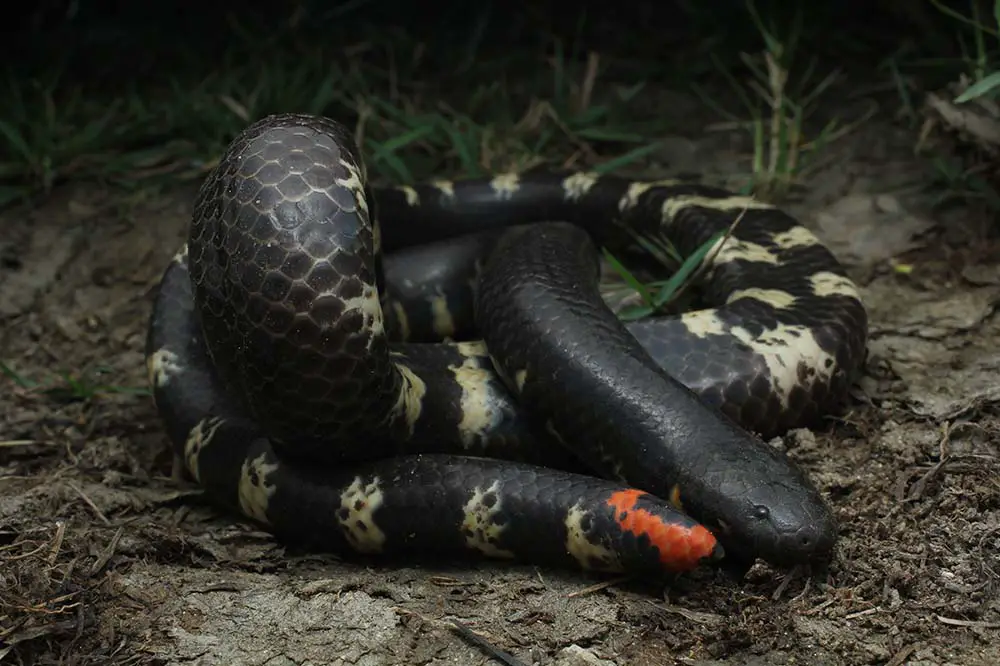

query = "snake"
[145,113,868,579]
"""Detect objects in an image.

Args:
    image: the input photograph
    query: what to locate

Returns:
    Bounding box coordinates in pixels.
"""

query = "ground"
[3,4,1000,665]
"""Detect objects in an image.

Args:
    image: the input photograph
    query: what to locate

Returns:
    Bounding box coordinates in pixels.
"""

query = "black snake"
[145,113,868,578]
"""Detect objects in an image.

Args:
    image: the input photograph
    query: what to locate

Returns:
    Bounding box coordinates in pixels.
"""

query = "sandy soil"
[2,93,999,666]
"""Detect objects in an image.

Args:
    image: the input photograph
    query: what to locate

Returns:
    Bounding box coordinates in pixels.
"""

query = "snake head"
[702,467,839,570]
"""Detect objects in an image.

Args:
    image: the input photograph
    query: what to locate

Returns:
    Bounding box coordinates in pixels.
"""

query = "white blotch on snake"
[183,416,225,483]
[461,480,515,558]
[564,504,622,572]
[337,476,387,553]
[238,451,280,525]
[561,172,599,201]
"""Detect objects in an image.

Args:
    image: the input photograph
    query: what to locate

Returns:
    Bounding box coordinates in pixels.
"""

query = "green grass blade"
[602,248,653,305]
[955,71,1000,102]
[594,142,662,174]
[652,232,724,308]
[0,360,34,388]
[0,119,35,163]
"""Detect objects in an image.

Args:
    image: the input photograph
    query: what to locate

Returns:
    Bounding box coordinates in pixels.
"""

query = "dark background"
[3,3,999,666]
[4,0,988,210]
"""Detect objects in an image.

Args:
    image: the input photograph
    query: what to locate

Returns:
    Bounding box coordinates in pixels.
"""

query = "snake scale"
[145,113,868,578]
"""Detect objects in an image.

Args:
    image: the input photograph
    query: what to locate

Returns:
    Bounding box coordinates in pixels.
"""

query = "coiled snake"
[145,113,868,577]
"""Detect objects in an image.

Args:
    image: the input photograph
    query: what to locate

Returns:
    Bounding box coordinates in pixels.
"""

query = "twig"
[885,643,920,666]
[645,600,722,625]
[765,50,790,180]
[903,421,952,502]
[448,619,529,666]
[578,51,599,113]
[89,526,125,576]
[771,565,807,600]
[936,615,1000,629]
[665,205,750,308]
[393,607,529,666]
[66,482,111,526]
[566,575,632,598]
[46,521,66,566]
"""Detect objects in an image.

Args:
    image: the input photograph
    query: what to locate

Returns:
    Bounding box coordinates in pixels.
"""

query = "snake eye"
[753,505,770,520]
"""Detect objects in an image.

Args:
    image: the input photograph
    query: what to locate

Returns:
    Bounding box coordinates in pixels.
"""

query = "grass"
[8,2,997,213]
[6,6,1000,665]
[0,1,870,205]
[0,0,880,384]
[0,13,674,209]
[0,67,147,209]
[16,0,990,333]
[693,3,843,199]
[881,0,1000,213]
[605,0,871,315]
[0,360,149,403]
[15,1,996,326]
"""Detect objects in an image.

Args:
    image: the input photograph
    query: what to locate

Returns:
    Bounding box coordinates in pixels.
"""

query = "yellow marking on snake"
[390,300,411,341]
[238,450,279,525]
[336,158,369,217]
[388,360,427,436]
[338,476,387,553]
[183,416,225,483]
[562,172,599,201]
[397,185,420,207]
[514,369,528,392]
[341,283,385,340]
[490,172,520,199]
[449,342,502,448]
[729,322,838,407]
[661,195,775,225]
[565,504,622,572]
[172,244,189,263]
[707,236,780,267]
[429,289,456,338]
[455,340,488,355]
[669,485,684,512]
[810,271,862,300]
[772,226,822,249]
[432,180,456,200]
[618,179,683,211]
[147,349,182,389]
[461,481,515,558]
[682,302,845,404]
[677,310,729,338]
[727,288,797,309]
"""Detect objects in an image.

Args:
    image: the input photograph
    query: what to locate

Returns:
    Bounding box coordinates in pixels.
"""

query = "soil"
[2,90,999,666]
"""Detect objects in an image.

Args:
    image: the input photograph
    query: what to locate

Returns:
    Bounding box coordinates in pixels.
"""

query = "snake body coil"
[146,114,868,577]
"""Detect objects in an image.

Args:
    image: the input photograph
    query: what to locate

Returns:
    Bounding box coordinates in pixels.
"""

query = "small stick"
[448,619,529,666]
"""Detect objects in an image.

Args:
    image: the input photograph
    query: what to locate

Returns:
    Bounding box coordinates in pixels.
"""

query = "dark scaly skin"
[154,114,724,575]
[186,117,398,454]
[373,174,867,441]
[147,112,868,576]
[381,231,500,343]
[147,252,721,573]
[476,223,836,567]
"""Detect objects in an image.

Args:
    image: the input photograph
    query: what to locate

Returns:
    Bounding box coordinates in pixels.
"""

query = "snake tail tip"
[605,489,720,573]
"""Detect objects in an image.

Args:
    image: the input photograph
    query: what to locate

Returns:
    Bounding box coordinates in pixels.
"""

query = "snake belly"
[145,113,868,577]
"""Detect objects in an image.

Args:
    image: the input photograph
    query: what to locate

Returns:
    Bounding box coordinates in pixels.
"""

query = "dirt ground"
[2,88,1000,666]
